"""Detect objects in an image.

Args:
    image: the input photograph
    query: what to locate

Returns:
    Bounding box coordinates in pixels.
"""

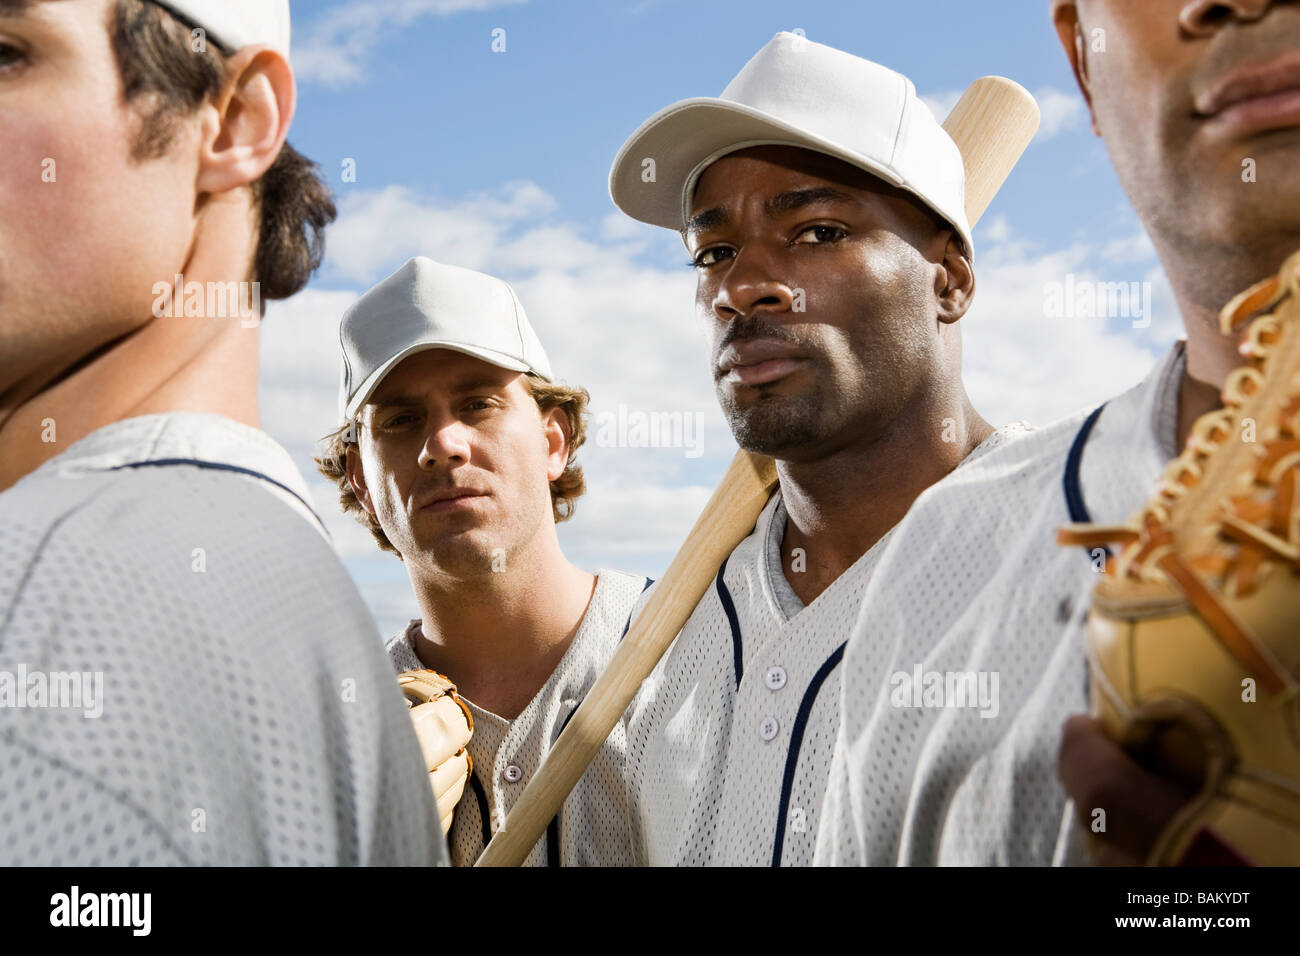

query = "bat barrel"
[942,76,1041,228]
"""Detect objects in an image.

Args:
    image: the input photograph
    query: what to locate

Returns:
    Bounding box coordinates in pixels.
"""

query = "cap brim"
[344,342,534,421]
[609,98,907,227]
[609,97,970,256]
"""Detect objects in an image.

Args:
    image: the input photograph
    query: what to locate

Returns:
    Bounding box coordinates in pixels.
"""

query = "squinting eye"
[794,225,847,245]
[0,43,24,70]
[385,413,416,428]
[692,246,734,268]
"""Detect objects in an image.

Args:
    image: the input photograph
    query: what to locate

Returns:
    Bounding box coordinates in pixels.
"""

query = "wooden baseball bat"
[476,76,1041,866]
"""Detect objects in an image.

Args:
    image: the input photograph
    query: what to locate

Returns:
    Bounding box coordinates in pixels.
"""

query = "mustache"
[716,314,809,352]
[409,475,477,499]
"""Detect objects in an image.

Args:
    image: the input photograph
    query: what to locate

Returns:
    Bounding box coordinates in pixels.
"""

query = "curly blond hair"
[314,376,590,558]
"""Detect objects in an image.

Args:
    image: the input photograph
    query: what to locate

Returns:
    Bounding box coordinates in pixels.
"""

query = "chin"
[726,377,830,434]
[728,404,831,459]
[417,536,502,577]
[1203,193,1300,258]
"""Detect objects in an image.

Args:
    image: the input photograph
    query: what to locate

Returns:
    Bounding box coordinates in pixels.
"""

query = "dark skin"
[1052,0,1300,864]
[686,145,989,605]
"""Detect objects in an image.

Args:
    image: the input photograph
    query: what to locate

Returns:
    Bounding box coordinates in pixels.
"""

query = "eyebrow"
[685,187,860,236]
[684,206,729,235]
[369,393,425,411]
[766,186,858,215]
[0,0,38,15]
[369,378,512,410]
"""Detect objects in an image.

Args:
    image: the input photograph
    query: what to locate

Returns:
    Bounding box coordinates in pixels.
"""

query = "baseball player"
[317,257,652,866]
[0,0,444,865]
[815,0,1300,865]
[602,33,1030,866]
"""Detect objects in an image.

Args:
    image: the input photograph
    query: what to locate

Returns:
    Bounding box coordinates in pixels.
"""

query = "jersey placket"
[716,498,889,865]
[454,708,508,865]
[718,607,848,864]
[489,685,555,866]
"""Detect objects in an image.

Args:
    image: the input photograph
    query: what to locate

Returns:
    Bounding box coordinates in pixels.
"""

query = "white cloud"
[293,0,529,88]
[600,211,657,244]
[261,288,357,460]
[325,182,557,283]
[963,224,1173,426]
[561,476,719,566]
[978,214,1013,245]
[1099,229,1156,264]
[921,85,1086,144]
[1034,86,1087,141]
[920,89,963,123]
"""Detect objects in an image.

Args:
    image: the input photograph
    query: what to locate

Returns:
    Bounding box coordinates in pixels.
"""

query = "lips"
[717,338,808,387]
[1196,52,1300,136]
[416,488,488,513]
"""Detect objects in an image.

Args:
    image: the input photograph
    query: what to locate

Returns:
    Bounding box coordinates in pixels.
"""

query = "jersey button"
[504,764,523,783]
[764,666,788,691]
[759,716,780,741]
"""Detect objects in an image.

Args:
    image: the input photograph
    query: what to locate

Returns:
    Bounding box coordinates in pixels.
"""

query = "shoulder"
[920,409,1096,506]
[576,569,654,656]
[4,463,378,668]
[860,409,1100,584]
[0,735,194,865]
[594,568,654,616]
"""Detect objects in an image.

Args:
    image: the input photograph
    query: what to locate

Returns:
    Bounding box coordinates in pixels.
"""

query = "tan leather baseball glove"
[1059,248,1300,866]
[398,669,474,835]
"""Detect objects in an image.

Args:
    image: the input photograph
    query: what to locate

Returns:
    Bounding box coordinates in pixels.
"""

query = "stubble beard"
[721,385,830,458]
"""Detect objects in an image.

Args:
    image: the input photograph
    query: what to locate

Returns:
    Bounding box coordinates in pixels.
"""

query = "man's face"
[1060,0,1300,253]
[0,0,200,396]
[686,145,958,462]
[350,349,564,576]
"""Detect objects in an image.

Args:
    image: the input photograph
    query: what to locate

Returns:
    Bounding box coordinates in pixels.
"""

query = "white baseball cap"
[151,1,291,56]
[609,31,972,256]
[338,258,554,423]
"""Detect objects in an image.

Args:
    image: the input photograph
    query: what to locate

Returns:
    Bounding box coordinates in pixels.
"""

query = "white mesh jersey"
[815,343,1186,866]
[387,568,651,866]
[0,413,446,866]
[622,424,1027,867]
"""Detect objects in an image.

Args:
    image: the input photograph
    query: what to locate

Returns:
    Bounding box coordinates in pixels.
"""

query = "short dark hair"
[109,0,337,300]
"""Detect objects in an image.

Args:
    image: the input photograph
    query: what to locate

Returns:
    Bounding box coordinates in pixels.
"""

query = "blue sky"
[258,0,1180,635]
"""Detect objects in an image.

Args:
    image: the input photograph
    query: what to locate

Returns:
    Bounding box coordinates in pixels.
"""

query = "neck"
[409,524,596,720]
[777,383,992,606]
[1154,233,1297,447]
[0,193,262,492]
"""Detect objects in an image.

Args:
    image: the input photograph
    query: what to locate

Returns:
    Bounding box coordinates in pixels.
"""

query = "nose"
[710,246,799,325]
[1178,0,1274,35]
[418,417,472,469]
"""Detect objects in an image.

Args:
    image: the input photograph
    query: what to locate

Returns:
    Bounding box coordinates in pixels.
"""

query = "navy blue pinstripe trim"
[619,576,656,640]
[109,458,328,536]
[545,702,584,868]
[1063,404,1109,708]
[772,642,846,867]
[469,771,492,848]
[545,804,561,867]
[543,576,657,866]
[715,557,743,689]
[1063,404,1109,559]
